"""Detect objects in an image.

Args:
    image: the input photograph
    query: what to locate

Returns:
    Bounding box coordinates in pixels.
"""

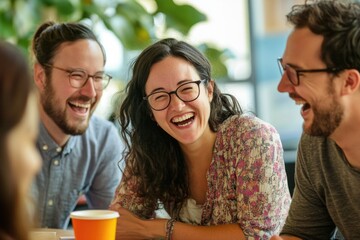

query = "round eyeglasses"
[277,58,343,86]
[143,79,207,111]
[44,64,112,90]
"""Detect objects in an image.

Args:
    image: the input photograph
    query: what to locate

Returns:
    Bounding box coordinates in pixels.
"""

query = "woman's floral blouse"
[110,114,291,239]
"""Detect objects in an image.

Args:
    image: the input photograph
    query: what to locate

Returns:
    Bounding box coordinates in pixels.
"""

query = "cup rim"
[70,210,120,220]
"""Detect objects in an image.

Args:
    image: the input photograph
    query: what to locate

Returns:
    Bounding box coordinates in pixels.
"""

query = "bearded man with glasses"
[271,0,360,239]
[31,21,123,229]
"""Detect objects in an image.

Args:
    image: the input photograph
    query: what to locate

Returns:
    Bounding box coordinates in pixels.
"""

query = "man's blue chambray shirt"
[32,116,123,229]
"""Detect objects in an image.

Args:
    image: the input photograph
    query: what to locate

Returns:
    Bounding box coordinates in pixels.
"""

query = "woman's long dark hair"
[0,41,33,240]
[118,38,242,218]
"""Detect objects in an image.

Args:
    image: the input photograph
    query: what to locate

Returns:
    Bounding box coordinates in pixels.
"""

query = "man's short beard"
[305,81,343,137]
[41,80,90,135]
[306,101,343,137]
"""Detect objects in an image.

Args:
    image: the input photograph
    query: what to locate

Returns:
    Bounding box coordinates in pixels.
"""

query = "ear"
[34,63,47,91]
[207,80,215,102]
[341,69,360,96]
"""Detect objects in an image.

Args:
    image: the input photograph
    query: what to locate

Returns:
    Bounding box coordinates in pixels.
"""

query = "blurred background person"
[0,41,42,240]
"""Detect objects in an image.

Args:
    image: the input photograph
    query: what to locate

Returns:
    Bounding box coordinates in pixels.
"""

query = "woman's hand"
[110,204,166,240]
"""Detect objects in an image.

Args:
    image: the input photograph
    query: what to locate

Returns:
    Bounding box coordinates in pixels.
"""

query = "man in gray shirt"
[31,21,122,229]
[273,0,360,239]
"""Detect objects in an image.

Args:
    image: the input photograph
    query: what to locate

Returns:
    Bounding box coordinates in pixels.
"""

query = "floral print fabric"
[110,114,291,239]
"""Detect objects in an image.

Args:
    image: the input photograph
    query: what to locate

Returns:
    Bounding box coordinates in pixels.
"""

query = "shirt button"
[53,160,59,166]
[56,147,62,153]
[48,199,54,206]
[42,144,48,151]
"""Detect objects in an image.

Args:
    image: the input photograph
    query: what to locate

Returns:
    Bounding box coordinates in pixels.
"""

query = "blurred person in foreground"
[0,41,42,240]
[273,0,360,239]
[109,38,291,240]
[31,21,122,229]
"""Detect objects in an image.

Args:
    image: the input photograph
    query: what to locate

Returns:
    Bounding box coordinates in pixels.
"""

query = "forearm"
[113,207,246,240]
[147,221,245,240]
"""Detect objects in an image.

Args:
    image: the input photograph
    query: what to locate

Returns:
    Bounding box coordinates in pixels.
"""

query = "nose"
[277,73,294,93]
[168,93,186,111]
[79,76,98,98]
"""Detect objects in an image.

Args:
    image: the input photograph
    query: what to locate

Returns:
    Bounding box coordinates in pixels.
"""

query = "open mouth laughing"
[68,101,92,115]
[295,98,311,114]
[171,113,195,127]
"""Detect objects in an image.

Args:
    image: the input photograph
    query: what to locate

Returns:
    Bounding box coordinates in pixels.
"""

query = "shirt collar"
[38,121,77,155]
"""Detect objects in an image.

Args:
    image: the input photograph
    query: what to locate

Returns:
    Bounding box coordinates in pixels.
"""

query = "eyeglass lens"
[284,67,298,85]
[147,81,201,110]
[278,60,298,85]
[69,71,110,90]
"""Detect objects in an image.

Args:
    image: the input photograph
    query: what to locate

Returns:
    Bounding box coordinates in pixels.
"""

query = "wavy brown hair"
[118,38,242,218]
[287,0,360,71]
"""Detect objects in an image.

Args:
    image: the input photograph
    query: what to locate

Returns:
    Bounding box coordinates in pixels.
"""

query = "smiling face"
[278,27,344,137]
[37,39,104,135]
[145,56,214,145]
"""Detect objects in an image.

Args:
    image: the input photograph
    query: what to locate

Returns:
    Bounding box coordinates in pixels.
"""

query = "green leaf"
[53,0,76,16]
[197,43,235,80]
[109,1,155,49]
[154,0,207,35]
[0,0,231,80]
[0,12,16,39]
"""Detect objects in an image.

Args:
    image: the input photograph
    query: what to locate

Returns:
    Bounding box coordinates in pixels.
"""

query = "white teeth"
[295,100,306,105]
[70,102,90,108]
[177,121,192,127]
[172,113,194,123]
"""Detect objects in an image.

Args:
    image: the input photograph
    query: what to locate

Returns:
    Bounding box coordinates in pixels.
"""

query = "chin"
[63,121,89,135]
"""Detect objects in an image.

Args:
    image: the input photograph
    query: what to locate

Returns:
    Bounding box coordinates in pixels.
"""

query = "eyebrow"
[279,58,299,69]
[149,79,194,94]
[68,67,105,74]
[281,60,304,70]
[286,63,303,70]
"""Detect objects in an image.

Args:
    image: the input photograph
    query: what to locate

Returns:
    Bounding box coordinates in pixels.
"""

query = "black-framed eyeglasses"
[44,64,112,90]
[277,58,343,86]
[143,79,207,111]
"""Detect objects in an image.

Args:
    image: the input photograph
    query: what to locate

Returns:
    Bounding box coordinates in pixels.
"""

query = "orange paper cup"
[70,210,119,240]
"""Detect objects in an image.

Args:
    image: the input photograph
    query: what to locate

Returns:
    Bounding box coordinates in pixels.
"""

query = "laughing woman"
[110,38,291,240]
